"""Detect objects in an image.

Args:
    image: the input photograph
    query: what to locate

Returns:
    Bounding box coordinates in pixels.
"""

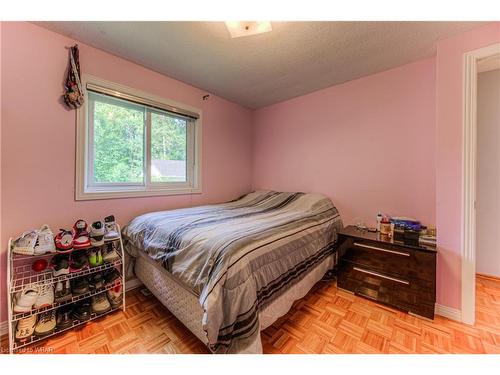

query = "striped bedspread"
[122,191,343,353]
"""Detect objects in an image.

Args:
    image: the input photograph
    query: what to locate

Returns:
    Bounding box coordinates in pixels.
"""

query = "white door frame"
[462,42,500,325]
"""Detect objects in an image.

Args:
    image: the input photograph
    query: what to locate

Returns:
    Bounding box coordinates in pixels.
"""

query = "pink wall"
[435,22,500,309]
[0,22,253,323]
[253,58,437,228]
[0,22,3,318]
[2,22,499,327]
[253,22,500,312]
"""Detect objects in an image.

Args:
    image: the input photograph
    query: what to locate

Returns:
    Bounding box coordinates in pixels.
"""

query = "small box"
[403,229,420,245]
[393,227,420,246]
[393,227,405,242]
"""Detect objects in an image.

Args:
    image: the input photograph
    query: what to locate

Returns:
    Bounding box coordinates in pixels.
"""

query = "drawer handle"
[353,267,410,285]
[354,242,410,257]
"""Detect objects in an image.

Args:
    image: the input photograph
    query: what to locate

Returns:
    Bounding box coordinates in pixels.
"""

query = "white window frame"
[76,75,202,200]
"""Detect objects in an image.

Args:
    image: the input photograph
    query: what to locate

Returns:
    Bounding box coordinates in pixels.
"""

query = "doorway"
[462,43,500,325]
[476,59,500,279]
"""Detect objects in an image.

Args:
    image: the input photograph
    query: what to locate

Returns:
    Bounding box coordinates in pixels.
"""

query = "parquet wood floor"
[2,275,499,354]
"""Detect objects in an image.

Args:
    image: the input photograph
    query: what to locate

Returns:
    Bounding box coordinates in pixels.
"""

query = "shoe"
[51,254,70,276]
[104,215,120,242]
[54,280,72,303]
[13,285,40,313]
[34,310,56,336]
[73,302,91,321]
[88,273,104,290]
[33,284,54,309]
[103,242,120,263]
[15,315,37,342]
[55,229,73,252]
[89,248,103,267]
[33,225,56,255]
[90,221,105,246]
[107,282,123,309]
[72,219,91,249]
[71,277,89,295]
[12,230,38,256]
[103,268,121,285]
[91,294,111,314]
[69,250,89,273]
[56,306,73,330]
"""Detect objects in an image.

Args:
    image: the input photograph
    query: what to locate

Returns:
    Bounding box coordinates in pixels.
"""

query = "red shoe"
[72,220,91,249]
[55,229,73,252]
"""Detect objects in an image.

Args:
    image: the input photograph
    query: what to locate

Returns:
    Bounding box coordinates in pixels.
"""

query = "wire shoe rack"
[13,306,124,352]
[6,224,126,353]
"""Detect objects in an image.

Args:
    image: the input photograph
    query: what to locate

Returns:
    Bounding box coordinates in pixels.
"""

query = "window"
[76,76,201,200]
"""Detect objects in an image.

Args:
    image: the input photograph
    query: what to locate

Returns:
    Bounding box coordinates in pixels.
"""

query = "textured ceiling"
[36,21,485,109]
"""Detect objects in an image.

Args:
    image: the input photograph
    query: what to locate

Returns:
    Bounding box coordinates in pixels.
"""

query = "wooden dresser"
[337,225,437,319]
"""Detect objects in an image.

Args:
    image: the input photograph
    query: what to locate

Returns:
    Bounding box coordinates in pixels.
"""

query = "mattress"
[134,248,336,353]
[123,190,343,352]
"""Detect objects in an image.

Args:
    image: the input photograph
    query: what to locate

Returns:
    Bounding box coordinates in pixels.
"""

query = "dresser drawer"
[341,238,436,281]
[337,261,435,318]
[337,227,436,319]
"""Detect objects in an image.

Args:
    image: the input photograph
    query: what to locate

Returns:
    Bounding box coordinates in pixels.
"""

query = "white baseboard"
[435,303,462,322]
[125,277,143,291]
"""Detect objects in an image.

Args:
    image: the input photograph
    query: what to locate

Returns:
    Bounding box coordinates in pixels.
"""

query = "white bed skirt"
[134,250,334,354]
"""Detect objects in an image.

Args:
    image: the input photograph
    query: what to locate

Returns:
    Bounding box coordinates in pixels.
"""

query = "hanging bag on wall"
[62,44,84,109]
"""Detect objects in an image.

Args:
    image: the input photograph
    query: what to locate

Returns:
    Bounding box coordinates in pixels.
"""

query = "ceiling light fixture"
[225,21,272,38]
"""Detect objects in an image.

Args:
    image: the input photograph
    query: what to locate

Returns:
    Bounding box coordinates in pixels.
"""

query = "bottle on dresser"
[376,212,382,232]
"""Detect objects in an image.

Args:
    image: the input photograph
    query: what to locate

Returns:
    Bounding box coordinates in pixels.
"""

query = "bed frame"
[133,249,338,353]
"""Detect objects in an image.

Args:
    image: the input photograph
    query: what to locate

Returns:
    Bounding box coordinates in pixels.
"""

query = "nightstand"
[337,225,437,319]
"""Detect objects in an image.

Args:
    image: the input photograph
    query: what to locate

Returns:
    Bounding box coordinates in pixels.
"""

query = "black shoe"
[71,277,89,295]
[54,280,73,303]
[70,250,89,273]
[51,254,70,276]
[88,273,104,290]
[56,306,73,330]
[103,268,121,285]
[73,302,91,321]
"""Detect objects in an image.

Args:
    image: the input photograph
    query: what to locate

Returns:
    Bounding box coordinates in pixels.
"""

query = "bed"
[122,190,343,353]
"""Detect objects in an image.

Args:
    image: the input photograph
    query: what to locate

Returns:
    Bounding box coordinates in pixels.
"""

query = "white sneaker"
[91,294,111,314]
[15,315,37,342]
[55,281,63,295]
[107,283,123,309]
[34,224,56,255]
[12,230,38,256]
[34,310,56,336]
[104,215,120,242]
[90,221,105,246]
[13,285,40,313]
[33,285,54,309]
[103,243,120,263]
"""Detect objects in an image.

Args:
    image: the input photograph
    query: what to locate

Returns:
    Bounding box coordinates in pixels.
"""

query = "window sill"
[75,187,202,201]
